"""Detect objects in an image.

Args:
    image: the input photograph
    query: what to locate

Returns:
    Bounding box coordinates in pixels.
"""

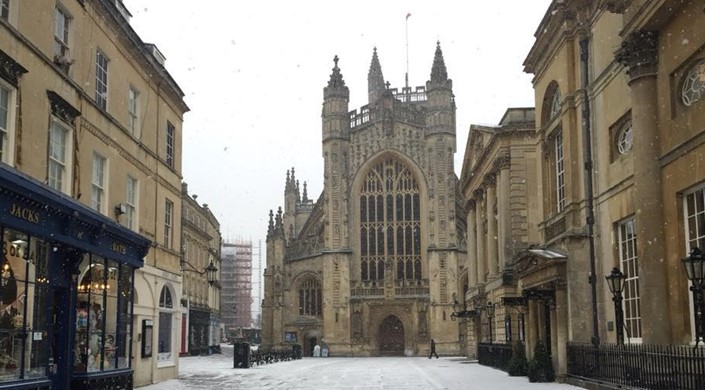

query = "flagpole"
[405,12,411,97]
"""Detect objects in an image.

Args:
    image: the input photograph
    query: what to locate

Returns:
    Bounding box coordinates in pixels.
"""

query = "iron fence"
[478,342,514,371]
[568,342,705,390]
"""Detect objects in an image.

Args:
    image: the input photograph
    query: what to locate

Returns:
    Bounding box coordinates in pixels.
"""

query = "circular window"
[682,59,705,107]
[617,122,633,155]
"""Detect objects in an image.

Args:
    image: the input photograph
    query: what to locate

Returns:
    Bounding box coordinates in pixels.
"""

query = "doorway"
[378,315,404,356]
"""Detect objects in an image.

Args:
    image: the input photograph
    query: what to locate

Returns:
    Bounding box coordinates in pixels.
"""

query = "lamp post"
[682,247,705,347]
[450,295,473,321]
[605,267,627,345]
[486,302,495,344]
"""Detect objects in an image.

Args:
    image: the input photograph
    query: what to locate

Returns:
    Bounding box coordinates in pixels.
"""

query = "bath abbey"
[262,44,467,357]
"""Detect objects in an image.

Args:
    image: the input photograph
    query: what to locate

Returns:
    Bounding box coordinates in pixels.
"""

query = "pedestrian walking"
[429,338,438,359]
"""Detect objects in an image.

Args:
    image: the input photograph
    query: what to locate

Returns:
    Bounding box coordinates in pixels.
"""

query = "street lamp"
[450,294,473,321]
[181,258,218,286]
[486,302,495,344]
[605,267,626,345]
[682,247,705,347]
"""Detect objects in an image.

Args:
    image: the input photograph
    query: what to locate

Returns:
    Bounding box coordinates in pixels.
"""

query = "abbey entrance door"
[378,315,404,356]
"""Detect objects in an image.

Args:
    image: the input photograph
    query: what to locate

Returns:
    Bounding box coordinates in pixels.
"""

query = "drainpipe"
[580,38,600,347]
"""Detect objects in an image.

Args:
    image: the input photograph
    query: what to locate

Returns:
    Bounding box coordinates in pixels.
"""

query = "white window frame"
[0,80,17,165]
[164,199,173,249]
[95,50,109,110]
[555,130,565,212]
[128,86,140,138]
[91,152,106,213]
[684,186,705,344]
[618,217,642,342]
[48,117,72,194]
[166,121,174,168]
[53,5,71,58]
[126,175,137,230]
[617,121,633,155]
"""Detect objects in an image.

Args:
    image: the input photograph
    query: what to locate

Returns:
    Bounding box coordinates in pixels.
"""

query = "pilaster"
[474,189,486,284]
[485,174,498,278]
[496,156,511,271]
[467,200,478,287]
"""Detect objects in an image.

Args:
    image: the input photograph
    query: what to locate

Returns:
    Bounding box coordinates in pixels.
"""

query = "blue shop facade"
[0,164,149,390]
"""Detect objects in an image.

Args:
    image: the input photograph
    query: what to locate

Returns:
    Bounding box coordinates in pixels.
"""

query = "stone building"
[180,183,222,356]
[262,44,467,357]
[458,108,538,358]
[0,1,187,388]
[461,0,705,382]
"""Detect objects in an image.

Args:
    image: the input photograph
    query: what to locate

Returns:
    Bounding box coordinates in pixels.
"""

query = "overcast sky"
[123,1,552,247]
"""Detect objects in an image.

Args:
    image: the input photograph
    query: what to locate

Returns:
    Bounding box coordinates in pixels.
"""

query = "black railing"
[250,344,302,366]
[478,342,514,371]
[568,342,705,390]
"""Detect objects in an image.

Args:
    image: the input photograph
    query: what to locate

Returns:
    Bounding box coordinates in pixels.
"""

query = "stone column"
[555,285,568,379]
[467,201,478,287]
[616,30,670,344]
[496,156,511,271]
[475,190,486,284]
[485,175,498,278]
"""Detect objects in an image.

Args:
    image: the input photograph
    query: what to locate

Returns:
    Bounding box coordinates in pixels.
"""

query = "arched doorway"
[378,315,404,356]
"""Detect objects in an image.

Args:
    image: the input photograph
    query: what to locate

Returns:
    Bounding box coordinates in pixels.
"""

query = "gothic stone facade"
[262,45,467,357]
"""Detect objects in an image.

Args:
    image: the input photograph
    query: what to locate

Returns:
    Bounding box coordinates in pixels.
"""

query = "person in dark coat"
[429,338,438,359]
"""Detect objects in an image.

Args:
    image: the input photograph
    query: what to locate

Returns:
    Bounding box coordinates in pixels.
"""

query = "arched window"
[359,159,421,282]
[158,285,174,364]
[298,277,322,316]
[541,81,562,126]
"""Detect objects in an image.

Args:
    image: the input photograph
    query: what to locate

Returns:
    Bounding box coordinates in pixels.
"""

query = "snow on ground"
[136,344,582,389]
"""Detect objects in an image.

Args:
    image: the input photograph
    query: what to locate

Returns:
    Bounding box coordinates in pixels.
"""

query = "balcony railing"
[568,342,705,390]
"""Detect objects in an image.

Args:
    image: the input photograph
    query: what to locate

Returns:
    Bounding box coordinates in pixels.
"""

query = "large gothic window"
[360,159,421,282]
[298,277,322,316]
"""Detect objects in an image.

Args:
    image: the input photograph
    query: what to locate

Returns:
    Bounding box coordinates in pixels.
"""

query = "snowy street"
[136,345,582,389]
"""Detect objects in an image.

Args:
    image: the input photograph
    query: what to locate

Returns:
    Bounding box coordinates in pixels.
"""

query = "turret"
[425,41,455,137]
[322,55,350,142]
[368,47,385,105]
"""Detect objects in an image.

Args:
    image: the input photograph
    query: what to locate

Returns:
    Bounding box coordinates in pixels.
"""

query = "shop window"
[75,255,131,372]
[0,229,50,381]
[157,285,174,365]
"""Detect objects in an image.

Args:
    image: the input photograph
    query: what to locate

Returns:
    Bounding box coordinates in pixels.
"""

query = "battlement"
[349,100,425,131]
[391,86,427,103]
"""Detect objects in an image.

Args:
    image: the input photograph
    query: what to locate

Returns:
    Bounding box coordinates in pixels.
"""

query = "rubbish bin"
[233,342,251,368]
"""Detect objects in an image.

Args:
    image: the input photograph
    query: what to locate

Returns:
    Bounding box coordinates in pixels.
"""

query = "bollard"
[233,342,251,368]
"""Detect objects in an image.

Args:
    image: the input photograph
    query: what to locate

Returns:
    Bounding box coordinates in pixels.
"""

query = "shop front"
[0,166,149,390]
